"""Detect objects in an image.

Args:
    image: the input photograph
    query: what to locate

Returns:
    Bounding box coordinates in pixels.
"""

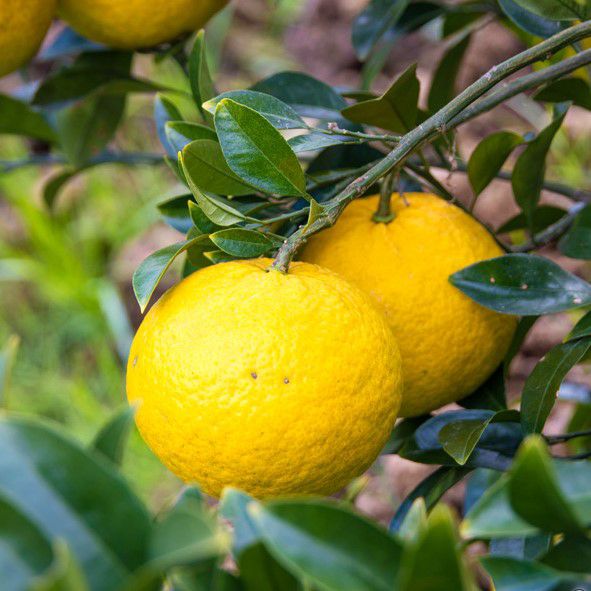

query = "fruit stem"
[373,174,396,224]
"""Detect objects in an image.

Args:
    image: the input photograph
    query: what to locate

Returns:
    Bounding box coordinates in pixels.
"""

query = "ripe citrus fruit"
[302,193,517,417]
[0,0,56,77]
[58,0,228,49]
[127,258,403,498]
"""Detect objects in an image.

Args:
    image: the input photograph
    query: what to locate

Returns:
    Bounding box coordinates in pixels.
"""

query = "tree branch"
[272,20,591,272]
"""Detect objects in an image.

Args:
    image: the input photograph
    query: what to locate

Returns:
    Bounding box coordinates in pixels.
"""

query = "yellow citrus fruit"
[302,193,517,417]
[0,0,56,77]
[127,258,403,498]
[58,0,228,49]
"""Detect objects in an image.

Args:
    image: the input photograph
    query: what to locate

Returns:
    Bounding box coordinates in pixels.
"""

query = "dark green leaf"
[238,543,301,591]
[203,90,305,129]
[210,229,275,258]
[0,492,53,591]
[56,95,126,167]
[450,254,591,315]
[189,31,216,118]
[511,0,590,20]
[157,195,194,233]
[390,467,470,533]
[439,414,498,465]
[481,556,573,591]
[397,498,427,543]
[182,139,255,196]
[352,0,411,60]
[498,206,567,234]
[251,72,348,122]
[382,416,430,455]
[288,133,361,154]
[214,99,306,197]
[489,534,551,561]
[0,417,151,591]
[509,436,585,534]
[398,505,473,591]
[568,309,591,340]
[505,316,538,370]
[31,542,90,591]
[342,64,419,133]
[250,499,402,591]
[133,236,206,312]
[468,131,522,196]
[43,169,85,210]
[535,78,591,110]
[521,338,591,434]
[559,204,591,259]
[204,250,236,264]
[512,112,566,228]
[91,406,135,466]
[428,35,471,113]
[542,535,591,573]
[498,0,562,37]
[0,95,56,142]
[165,122,217,154]
[188,201,223,234]
[459,366,507,411]
[155,94,184,158]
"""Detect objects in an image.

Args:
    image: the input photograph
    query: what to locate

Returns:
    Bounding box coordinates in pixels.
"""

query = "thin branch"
[546,428,591,445]
[272,20,591,272]
[318,123,400,144]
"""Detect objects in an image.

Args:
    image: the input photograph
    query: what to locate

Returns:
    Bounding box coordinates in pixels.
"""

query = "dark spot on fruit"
[284,377,290,384]
[251,372,258,379]
[132,356,138,367]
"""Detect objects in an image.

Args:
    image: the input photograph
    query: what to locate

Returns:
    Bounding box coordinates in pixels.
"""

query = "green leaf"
[512,112,566,228]
[398,505,473,591]
[535,77,591,110]
[382,416,429,455]
[32,542,90,591]
[511,0,590,20]
[56,94,126,167]
[0,95,56,141]
[509,437,585,534]
[450,254,591,315]
[133,236,206,312]
[0,492,53,590]
[155,94,184,158]
[288,132,360,154]
[181,140,255,196]
[0,416,151,591]
[210,229,276,258]
[203,90,305,130]
[187,200,222,234]
[498,0,562,37]
[342,64,420,133]
[302,198,328,233]
[219,489,261,556]
[390,467,470,533]
[189,30,216,118]
[428,35,471,113]
[157,194,194,234]
[238,543,301,591]
[91,406,136,466]
[249,499,402,591]
[43,168,87,210]
[397,498,427,543]
[214,99,306,197]
[559,204,591,259]
[467,131,522,196]
[439,415,497,465]
[568,309,591,340]
[542,535,591,573]
[462,475,537,539]
[165,121,217,154]
[498,206,567,234]
[352,0,411,60]
[521,338,591,434]
[251,72,348,122]
[481,556,574,591]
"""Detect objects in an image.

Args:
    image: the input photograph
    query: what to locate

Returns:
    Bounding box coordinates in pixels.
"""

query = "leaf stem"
[272,20,591,273]
[317,123,400,144]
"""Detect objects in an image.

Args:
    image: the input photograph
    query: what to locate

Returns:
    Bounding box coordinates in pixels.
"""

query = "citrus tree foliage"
[3,0,591,589]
